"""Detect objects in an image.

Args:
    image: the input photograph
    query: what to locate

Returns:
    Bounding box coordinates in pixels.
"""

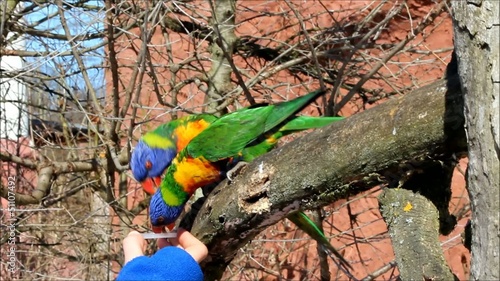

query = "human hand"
[122,228,208,264]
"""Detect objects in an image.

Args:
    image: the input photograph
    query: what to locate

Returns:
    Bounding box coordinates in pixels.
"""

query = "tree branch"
[379,188,457,280]
[187,73,465,279]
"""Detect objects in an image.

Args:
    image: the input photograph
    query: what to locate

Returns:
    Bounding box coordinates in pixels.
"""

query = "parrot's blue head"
[130,139,177,194]
[149,188,184,233]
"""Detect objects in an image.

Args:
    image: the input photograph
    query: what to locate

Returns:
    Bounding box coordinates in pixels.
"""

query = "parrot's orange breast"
[172,156,221,195]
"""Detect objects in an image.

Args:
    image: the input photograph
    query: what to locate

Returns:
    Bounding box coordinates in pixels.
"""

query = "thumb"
[123,231,146,264]
[177,228,208,263]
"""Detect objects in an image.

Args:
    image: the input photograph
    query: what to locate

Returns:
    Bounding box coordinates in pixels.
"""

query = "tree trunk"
[205,0,237,112]
[89,193,111,280]
[452,1,500,280]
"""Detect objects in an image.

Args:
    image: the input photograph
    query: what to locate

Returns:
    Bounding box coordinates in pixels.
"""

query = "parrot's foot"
[201,182,218,197]
[226,161,248,181]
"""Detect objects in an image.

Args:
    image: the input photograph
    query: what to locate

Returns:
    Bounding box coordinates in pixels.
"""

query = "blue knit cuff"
[117,246,203,281]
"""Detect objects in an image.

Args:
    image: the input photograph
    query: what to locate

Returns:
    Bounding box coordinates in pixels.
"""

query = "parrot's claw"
[226,161,248,181]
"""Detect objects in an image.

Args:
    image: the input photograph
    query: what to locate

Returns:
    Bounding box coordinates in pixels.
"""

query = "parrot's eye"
[145,160,152,170]
[157,217,164,223]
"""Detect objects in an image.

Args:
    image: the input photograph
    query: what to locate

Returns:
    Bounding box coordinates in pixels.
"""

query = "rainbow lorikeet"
[130,114,217,194]
[134,89,350,268]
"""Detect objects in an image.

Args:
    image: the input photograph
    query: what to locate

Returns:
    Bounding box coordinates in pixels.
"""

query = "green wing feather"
[187,90,326,161]
[257,89,326,133]
[240,116,343,162]
[186,106,272,160]
[287,212,352,269]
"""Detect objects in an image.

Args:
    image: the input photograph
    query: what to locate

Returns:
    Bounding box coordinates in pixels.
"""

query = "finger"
[156,228,178,249]
[170,236,180,247]
[157,237,174,249]
[176,228,208,263]
[123,231,146,264]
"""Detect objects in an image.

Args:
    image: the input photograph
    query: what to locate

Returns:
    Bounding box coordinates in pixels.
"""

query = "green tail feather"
[287,211,352,269]
[279,116,343,133]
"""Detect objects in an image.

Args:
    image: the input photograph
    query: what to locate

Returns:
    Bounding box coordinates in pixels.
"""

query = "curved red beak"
[151,223,175,234]
[142,177,162,195]
[152,226,164,234]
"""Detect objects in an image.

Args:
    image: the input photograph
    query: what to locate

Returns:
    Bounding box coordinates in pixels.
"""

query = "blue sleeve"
[117,246,203,281]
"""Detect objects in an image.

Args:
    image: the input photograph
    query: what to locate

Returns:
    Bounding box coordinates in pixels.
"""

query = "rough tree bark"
[452,1,500,280]
[182,72,466,280]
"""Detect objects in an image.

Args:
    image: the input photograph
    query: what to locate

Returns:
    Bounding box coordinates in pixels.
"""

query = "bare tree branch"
[187,73,465,279]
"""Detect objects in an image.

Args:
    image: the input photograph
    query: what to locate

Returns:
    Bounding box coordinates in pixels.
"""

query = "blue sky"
[23,1,106,99]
